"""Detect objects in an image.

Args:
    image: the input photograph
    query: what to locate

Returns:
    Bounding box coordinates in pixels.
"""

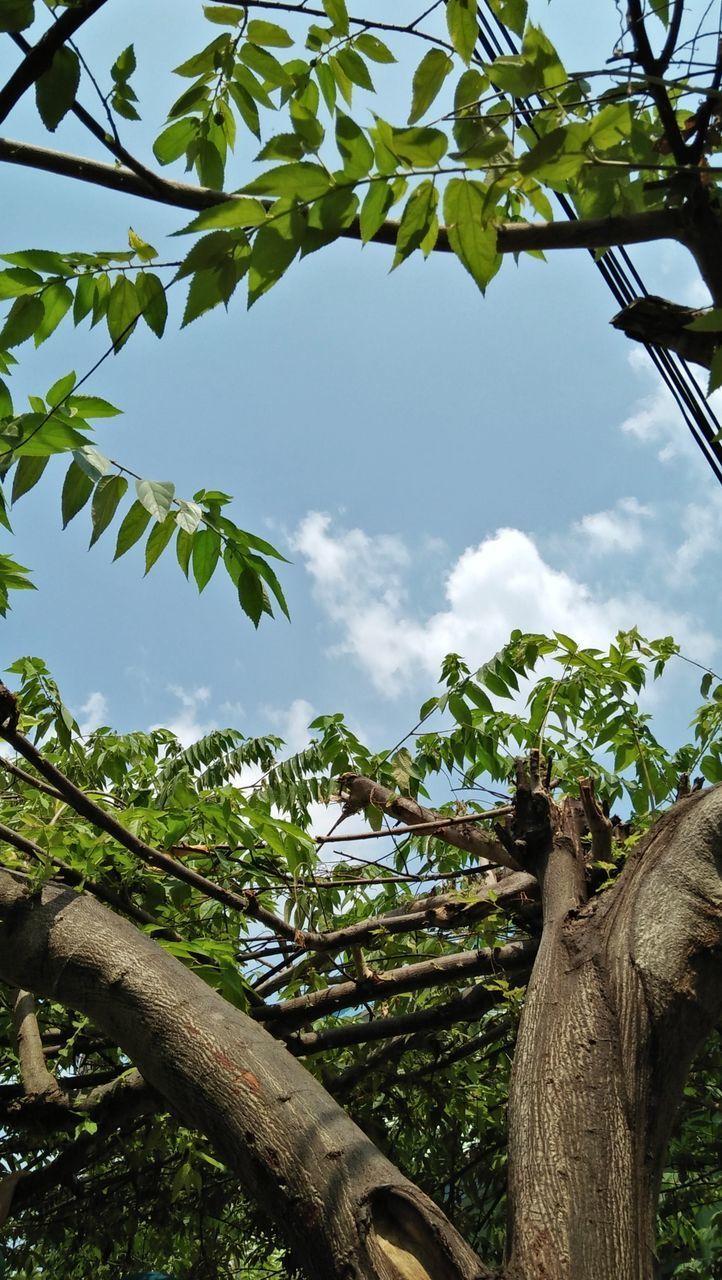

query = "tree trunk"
[505,785,722,1279]
[0,870,492,1280]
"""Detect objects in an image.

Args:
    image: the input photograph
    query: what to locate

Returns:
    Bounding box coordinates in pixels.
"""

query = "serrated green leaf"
[61,461,94,528]
[246,19,293,46]
[192,526,221,591]
[35,46,80,131]
[248,203,305,305]
[46,370,76,407]
[322,0,349,36]
[446,0,478,63]
[11,455,47,503]
[128,227,157,261]
[135,271,168,338]
[409,49,454,125]
[73,446,112,482]
[203,2,244,23]
[107,277,139,349]
[243,162,331,200]
[0,378,12,419]
[383,124,448,167]
[89,474,128,547]
[335,46,374,92]
[335,113,374,178]
[34,281,73,346]
[443,178,499,292]
[354,33,396,63]
[145,514,176,573]
[237,564,267,625]
[177,198,267,236]
[487,0,527,36]
[153,118,199,165]
[67,394,122,419]
[359,179,394,242]
[0,267,43,299]
[393,181,438,267]
[0,295,44,348]
[136,477,175,521]
[176,526,193,576]
[113,499,152,559]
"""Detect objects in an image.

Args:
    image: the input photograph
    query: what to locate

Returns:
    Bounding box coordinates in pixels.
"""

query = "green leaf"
[354,33,396,64]
[393,181,438,267]
[176,527,193,576]
[243,162,331,200]
[89,474,128,547]
[686,308,722,333]
[15,418,90,457]
[446,0,478,64]
[384,124,448,167]
[335,47,374,92]
[61,461,94,528]
[204,3,245,24]
[443,178,499,292]
[322,0,349,36]
[246,19,293,46]
[135,272,168,338]
[0,295,44,348]
[709,347,722,395]
[239,43,292,89]
[0,0,34,33]
[192,527,221,591]
[487,0,527,36]
[153,118,199,165]
[11,455,47,503]
[113,499,152,559]
[248,203,305,305]
[335,113,374,178]
[128,227,157,261]
[359,179,394,243]
[409,50,454,125]
[35,46,80,131]
[0,267,43,299]
[66,394,121,419]
[136,478,175,521]
[701,752,722,783]
[46,370,76,408]
[145,515,176,573]
[237,564,267,626]
[228,80,261,138]
[107,277,139,349]
[177,198,267,235]
[73,446,112,482]
[34,281,73,345]
[0,377,12,418]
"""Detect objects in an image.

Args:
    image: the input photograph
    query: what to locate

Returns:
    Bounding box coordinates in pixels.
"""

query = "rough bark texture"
[505,785,722,1280]
[0,871,492,1280]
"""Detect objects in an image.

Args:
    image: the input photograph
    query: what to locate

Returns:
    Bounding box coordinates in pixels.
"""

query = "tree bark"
[505,784,722,1280]
[0,870,493,1280]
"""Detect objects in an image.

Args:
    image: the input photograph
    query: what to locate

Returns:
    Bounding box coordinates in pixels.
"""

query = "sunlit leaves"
[243,161,331,200]
[444,179,500,292]
[446,0,479,64]
[110,44,140,121]
[409,49,454,125]
[393,181,439,266]
[90,474,128,547]
[336,113,374,178]
[136,478,175,522]
[35,47,80,131]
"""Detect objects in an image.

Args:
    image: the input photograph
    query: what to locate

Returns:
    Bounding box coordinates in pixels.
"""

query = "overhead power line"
[476,3,722,484]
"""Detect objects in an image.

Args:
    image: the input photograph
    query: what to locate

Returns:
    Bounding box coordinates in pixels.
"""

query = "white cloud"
[670,495,722,585]
[292,513,714,696]
[575,497,652,554]
[265,697,315,755]
[79,691,108,735]
[160,685,215,747]
[620,349,722,465]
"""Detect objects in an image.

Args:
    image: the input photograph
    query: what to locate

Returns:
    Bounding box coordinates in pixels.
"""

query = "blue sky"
[1,0,720,774]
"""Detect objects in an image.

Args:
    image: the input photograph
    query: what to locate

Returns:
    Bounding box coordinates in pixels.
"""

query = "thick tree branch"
[10,989,61,1101]
[627,0,688,163]
[0,136,688,260]
[256,938,535,1029]
[287,971,529,1057]
[0,0,108,126]
[340,772,515,870]
[0,870,493,1280]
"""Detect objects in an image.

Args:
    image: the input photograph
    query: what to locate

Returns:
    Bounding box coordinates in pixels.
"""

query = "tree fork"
[0,870,494,1280]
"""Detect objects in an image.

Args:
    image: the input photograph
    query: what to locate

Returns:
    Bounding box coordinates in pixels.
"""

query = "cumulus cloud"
[574,497,653,554]
[292,513,714,696]
[620,349,722,464]
[161,685,215,747]
[670,495,722,585]
[79,691,108,736]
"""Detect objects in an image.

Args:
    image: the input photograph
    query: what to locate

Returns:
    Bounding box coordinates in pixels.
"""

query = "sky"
[1,0,721,783]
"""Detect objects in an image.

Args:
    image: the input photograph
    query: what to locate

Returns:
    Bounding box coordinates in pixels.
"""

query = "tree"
[0,2,721,1278]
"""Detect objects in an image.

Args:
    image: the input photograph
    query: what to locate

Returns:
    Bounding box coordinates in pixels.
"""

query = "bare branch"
[0,755,65,802]
[0,0,108,126]
[627,0,688,163]
[316,802,513,844]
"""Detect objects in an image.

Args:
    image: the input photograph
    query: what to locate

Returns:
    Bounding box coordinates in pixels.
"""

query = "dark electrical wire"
[476,3,722,484]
